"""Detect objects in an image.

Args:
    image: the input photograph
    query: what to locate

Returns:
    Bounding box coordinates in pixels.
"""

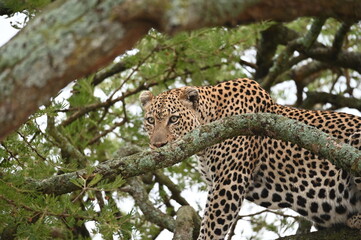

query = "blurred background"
[0,1,360,239]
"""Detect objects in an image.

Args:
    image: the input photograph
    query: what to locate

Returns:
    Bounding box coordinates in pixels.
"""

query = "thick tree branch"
[297,18,326,49]
[173,206,201,240]
[123,176,201,240]
[122,177,176,232]
[256,21,360,91]
[0,0,152,140]
[261,18,326,90]
[291,61,331,86]
[297,47,361,73]
[331,21,353,54]
[291,61,332,106]
[255,24,300,80]
[301,91,361,111]
[25,113,361,195]
[276,226,360,240]
[1,0,361,140]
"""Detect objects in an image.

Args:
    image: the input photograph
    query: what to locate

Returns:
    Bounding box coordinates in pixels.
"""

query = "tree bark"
[1,0,361,140]
[276,227,360,240]
[301,92,361,111]
[123,177,176,232]
[25,113,361,195]
[173,206,201,240]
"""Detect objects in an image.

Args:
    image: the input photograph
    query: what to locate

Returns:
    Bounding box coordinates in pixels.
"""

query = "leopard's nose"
[152,141,168,148]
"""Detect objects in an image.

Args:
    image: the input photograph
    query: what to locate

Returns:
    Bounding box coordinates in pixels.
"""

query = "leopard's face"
[140,87,200,148]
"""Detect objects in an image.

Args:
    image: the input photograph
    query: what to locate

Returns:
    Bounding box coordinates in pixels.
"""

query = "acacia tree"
[0,0,361,239]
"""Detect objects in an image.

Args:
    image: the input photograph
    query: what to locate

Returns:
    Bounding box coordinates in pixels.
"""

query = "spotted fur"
[140,78,361,239]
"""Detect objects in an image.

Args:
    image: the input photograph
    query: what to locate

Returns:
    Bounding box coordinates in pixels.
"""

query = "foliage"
[0,0,51,27]
[0,3,361,239]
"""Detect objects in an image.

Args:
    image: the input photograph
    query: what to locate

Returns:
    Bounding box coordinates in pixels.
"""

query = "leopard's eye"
[146,117,155,124]
[169,116,179,124]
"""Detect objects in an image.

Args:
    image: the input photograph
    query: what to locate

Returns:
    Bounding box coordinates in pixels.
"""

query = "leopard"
[140,78,361,240]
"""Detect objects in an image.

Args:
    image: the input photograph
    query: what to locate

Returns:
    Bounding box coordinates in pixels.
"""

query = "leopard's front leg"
[197,175,248,240]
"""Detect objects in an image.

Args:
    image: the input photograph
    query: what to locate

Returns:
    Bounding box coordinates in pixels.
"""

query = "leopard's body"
[140,78,361,240]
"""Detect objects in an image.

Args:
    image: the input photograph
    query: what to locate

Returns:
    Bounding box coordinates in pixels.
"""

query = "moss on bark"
[26,113,361,195]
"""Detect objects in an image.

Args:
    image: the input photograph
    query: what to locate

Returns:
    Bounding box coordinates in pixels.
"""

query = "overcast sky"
[0,14,24,47]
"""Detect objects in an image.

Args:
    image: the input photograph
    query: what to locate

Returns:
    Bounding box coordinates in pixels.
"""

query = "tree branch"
[291,61,332,106]
[173,206,201,240]
[154,170,191,206]
[255,24,300,80]
[122,177,176,232]
[0,0,152,140]
[261,18,326,90]
[295,46,361,73]
[24,113,361,195]
[91,61,128,86]
[257,21,360,91]
[60,82,152,127]
[331,21,353,55]
[276,226,360,240]
[291,61,331,86]
[1,0,361,140]
[301,91,361,111]
[296,18,326,49]
[46,116,87,168]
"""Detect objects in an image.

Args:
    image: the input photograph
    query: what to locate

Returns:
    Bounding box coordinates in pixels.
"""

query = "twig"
[47,116,88,167]
[87,119,127,145]
[0,143,24,168]
[154,170,190,206]
[108,45,161,101]
[17,131,47,161]
[227,209,300,240]
[60,81,155,127]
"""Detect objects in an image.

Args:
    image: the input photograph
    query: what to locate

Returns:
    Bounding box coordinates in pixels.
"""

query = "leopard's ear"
[139,91,153,108]
[182,87,199,109]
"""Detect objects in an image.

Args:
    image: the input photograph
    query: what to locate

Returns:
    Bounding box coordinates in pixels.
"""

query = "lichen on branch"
[26,113,361,195]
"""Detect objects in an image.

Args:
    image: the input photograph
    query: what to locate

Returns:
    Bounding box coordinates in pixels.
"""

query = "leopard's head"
[140,87,200,148]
